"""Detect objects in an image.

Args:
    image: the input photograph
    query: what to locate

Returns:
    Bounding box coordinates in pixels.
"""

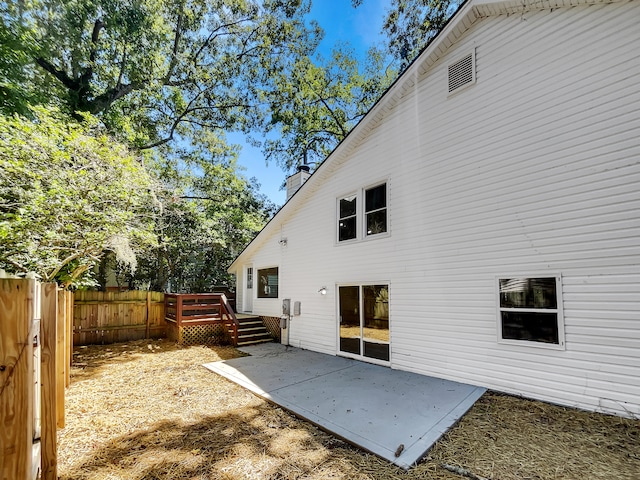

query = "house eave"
[227,0,620,274]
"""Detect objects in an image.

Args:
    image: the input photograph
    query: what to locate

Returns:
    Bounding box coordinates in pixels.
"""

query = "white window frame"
[336,282,391,366]
[246,267,253,290]
[336,181,389,245]
[363,182,389,240]
[336,192,358,243]
[257,266,279,299]
[496,274,565,350]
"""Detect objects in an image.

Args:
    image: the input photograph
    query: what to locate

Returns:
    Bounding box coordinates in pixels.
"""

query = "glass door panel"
[339,286,360,355]
[339,284,390,362]
[363,285,389,361]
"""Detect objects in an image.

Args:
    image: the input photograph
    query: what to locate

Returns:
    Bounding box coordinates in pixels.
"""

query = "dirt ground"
[58,339,640,480]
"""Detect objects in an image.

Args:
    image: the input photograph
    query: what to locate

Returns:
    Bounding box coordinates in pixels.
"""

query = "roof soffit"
[229,0,618,271]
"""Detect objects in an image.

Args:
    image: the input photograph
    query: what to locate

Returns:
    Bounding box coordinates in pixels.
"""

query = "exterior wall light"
[318,287,327,295]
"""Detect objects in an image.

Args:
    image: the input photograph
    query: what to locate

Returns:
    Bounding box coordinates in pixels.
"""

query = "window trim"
[495,274,565,350]
[363,182,388,239]
[257,266,279,299]
[336,181,390,245]
[246,267,253,290]
[336,282,391,366]
[337,192,358,243]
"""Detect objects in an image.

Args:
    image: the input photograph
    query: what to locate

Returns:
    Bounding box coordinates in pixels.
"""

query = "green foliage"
[354,0,460,67]
[261,44,396,171]
[0,4,43,115]
[130,156,275,292]
[0,0,404,293]
[0,108,157,286]
[13,0,321,153]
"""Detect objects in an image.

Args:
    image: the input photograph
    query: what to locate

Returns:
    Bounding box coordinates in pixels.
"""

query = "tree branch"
[315,94,348,137]
[89,82,140,113]
[163,11,183,84]
[46,251,84,281]
[79,19,105,88]
[192,17,254,64]
[116,44,127,89]
[89,19,104,64]
[139,91,255,150]
[35,57,78,90]
[3,257,29,274]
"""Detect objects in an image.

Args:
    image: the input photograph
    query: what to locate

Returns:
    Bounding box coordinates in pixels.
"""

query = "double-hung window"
[337,182,388,243]
[338,194,357,242]
[365,184,387,237]
[497,275,564,348]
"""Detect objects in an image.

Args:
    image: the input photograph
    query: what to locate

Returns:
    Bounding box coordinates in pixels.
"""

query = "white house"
[228,0,640,418]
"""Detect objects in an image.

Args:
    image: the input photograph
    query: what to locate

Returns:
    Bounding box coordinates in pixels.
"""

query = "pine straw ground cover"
[59,339,640,480]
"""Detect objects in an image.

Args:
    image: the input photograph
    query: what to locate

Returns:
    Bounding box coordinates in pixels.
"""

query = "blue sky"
[233,0,390,207]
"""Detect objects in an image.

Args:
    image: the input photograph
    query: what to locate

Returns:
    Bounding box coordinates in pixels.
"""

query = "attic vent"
[448,51,475,94]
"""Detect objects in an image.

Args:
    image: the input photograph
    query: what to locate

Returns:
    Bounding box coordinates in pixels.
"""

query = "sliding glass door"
[339,284,389,362]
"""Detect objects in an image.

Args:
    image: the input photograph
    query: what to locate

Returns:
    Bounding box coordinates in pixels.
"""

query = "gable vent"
[448,51,475,94]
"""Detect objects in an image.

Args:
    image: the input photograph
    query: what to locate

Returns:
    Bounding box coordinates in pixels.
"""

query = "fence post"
[65,291,72,386]
[145,291,151,339]
[0,279,36,480]
[40,283,58,480]
[55,290,66,429]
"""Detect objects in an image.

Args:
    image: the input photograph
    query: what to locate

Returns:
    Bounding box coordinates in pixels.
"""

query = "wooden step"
[229,316,274,346]
[237,338,274,347]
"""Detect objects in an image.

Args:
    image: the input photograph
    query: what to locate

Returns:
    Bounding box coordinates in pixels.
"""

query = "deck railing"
[164,293,239,346]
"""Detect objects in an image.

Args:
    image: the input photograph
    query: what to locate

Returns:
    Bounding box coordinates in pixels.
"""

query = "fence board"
[40,284,57,480]
[0,279,36,480]
[73,291,166,345]
[55,291,65,429]
[64,292,72,388]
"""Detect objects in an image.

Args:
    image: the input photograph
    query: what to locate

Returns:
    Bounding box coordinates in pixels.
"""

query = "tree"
[353,0,460,67]
[0,1,401,293]
[0,7,42,115]
[130,158,275,292]
[261,45,396,171]
[0,108,156,286]
[11,0,321,152]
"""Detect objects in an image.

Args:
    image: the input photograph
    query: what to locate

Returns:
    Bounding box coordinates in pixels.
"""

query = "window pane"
[363,285,389,361]
[364,341,389,361]
[257,267,278,298]
[339,286,360,355]
[363,285,389,342]
[366,210,387,236]
[501,311,559,344]
[500,278,557,309]
[339,195,357,218]
[365,184,386,212]
[339,216,357,241]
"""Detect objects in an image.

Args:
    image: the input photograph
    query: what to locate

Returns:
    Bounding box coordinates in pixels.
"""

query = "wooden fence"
[73,290,166,345]
[0,278,72,480]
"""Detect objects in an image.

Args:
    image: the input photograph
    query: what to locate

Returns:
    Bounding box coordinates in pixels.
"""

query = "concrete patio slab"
[203,343,485,469]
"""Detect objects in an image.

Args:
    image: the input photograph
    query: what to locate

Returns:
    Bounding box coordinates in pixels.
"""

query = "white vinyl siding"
[447,50,475,94]
[232,1,640,417]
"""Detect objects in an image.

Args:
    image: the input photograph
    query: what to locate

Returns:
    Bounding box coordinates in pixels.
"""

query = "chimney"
[286,164,311,201]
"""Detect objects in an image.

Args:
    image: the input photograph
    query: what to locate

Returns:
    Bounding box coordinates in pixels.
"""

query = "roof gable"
[229,0,622,270]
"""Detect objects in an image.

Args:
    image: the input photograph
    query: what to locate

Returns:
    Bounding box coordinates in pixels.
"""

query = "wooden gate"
[0,278,71,480]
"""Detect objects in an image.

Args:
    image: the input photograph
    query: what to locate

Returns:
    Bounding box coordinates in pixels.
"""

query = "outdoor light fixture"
[318,287,327,295]
[278,238,288,246]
